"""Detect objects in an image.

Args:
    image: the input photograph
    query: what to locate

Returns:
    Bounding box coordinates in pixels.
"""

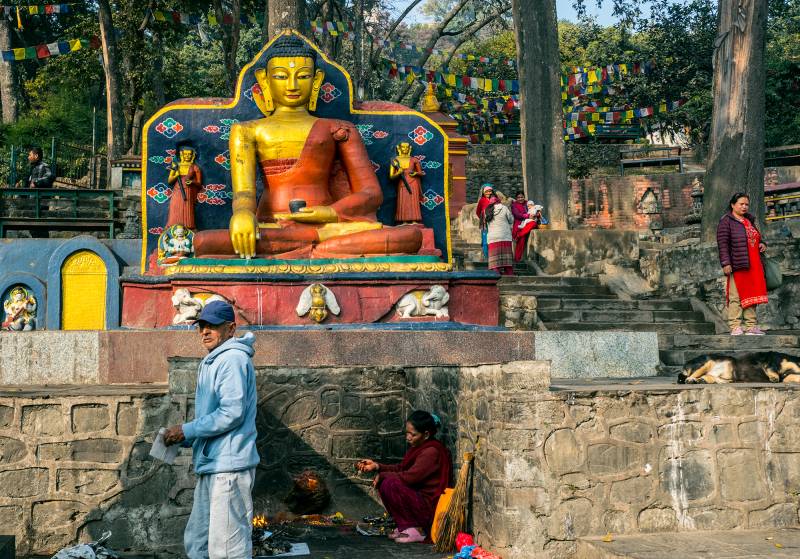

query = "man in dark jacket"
[26,147,55,189]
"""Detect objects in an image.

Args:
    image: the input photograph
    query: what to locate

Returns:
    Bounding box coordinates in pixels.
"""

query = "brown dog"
[677,352,800,384]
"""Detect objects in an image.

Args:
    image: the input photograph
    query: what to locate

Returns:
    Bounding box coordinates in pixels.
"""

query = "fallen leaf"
[602,532,614,543]
[775,543,783,548]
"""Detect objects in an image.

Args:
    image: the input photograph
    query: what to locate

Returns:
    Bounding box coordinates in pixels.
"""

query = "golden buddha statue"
[193,34,423,259]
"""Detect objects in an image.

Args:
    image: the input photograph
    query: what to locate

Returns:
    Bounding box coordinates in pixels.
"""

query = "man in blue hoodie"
[164,300,260,559]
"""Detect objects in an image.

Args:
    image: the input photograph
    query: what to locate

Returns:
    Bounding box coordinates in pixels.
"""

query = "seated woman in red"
[356,411,452,544]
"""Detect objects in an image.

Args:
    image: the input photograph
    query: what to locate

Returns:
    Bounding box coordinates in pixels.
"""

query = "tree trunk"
[701,0,767,242]
[212,0,241,94]
[0,15,18,123]
[262,2,269,44]
[151,33,166,107]
[130,105,145,155]
[268,0,305,39]
[512,0,567,229]
[98,0,126,161]
[352,0,365,99]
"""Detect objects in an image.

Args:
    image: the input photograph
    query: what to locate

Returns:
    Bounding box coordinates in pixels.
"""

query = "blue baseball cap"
[196,300,235,325]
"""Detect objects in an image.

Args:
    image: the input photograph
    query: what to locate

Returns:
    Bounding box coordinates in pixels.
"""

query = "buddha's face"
[179,149,194,163]
[267,56,315,108]
[398,143,411,156]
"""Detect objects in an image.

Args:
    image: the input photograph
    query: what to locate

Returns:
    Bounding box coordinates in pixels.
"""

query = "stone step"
[501,284,614,297]
[532,292,619,300]
[498,276,600,287]
[660,346,800,366]
[578,528,800,559]
[536,298,692,311]
[538,309,708,324]
[659,333,800,350]
[543,321,717,335]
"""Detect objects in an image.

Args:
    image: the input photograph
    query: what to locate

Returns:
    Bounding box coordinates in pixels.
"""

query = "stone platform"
[0,329,660,385]
[578,528,800,558]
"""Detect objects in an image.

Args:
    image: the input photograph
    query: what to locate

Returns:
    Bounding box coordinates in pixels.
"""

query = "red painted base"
[121,275,499,328]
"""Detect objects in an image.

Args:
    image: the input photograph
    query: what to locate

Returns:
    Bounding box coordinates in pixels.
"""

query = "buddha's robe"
[194,118,422,258]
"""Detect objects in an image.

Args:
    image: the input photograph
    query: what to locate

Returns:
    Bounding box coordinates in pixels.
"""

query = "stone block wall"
[446,368,800,558]
[4,363,800,558]
[0,387,191,556]
[466,145,523,202]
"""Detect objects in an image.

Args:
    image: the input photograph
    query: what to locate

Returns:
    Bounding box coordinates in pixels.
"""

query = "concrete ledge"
[535,331,660,378]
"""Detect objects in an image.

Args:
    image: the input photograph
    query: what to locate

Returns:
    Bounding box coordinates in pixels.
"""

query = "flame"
[253,515,269,528]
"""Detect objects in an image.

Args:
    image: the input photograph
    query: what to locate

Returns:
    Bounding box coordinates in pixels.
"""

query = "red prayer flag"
[36,44,50,58]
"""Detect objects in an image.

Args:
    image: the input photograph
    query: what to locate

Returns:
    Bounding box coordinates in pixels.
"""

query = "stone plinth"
[535,331,660,378]
[121,272,499,328]
[0,330,537,385]
[529,229,639,276]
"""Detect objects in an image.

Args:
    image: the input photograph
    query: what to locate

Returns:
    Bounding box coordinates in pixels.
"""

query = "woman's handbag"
[763,257,783,290]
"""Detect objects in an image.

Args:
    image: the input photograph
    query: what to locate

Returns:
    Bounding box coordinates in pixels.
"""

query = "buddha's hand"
[230,210,260,258]
[274,206,338,224]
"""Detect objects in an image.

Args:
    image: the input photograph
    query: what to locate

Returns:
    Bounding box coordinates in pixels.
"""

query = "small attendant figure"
[166,144,203,229]
[389,142,425,224]
[158,224,195,264]
[2,286,37,331]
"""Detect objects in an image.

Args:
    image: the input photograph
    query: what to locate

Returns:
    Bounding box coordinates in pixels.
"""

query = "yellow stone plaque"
[61,250,107,330]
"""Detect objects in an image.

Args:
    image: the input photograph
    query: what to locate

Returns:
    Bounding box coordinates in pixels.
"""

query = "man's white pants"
[184,468,255,559]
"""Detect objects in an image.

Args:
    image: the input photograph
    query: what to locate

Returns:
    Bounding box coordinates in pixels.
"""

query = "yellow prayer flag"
[619,64,628,74]
[625,110,634,119]
[659,102,667,112]
[29,6,39,15]
[69,39,81,52]
[446,73,456,87]
[483,79,492,92]
[592,113,600,122]
[13,48,25,60]
[208,13,218,25]
[154,10,167,21]
[588,72,597,84]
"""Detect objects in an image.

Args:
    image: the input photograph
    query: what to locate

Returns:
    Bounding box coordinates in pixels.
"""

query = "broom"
[433,451,474,552]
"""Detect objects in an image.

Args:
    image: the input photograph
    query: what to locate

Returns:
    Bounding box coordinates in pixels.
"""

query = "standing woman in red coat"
[716,193,768,335]
[356,411,452,544]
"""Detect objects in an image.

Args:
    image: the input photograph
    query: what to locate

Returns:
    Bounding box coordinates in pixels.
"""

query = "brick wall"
[569,172,703,230]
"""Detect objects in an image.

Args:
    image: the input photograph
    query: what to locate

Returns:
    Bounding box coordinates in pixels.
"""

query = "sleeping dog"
[677,352,800,384]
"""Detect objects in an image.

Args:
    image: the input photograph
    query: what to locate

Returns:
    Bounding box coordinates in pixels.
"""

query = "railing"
[766,190,800,222]
[5,140,107,189]
[619,145,683,175]
[0,188,116,238]
[765,145,800,168]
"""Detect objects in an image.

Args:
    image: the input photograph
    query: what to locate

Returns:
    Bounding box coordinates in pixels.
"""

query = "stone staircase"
[450,224,798,375]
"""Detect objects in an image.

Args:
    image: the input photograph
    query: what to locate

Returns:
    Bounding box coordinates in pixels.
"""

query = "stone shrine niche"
[2,285,37,331]
[638,188,660,214]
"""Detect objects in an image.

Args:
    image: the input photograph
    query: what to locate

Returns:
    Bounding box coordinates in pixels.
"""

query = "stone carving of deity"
[2,286,37,331]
